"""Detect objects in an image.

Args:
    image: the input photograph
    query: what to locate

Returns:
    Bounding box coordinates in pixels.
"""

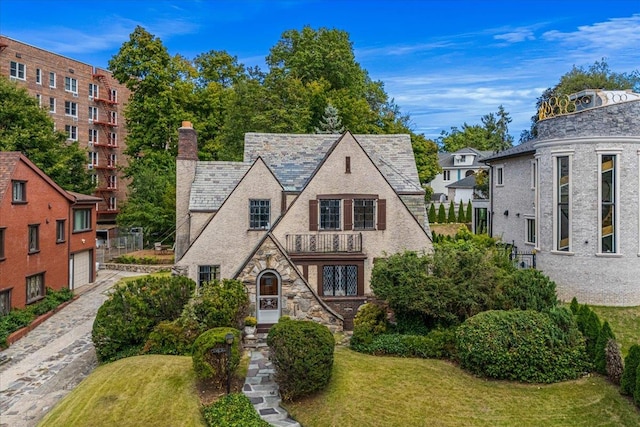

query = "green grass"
[39,355,205,427]
[591,305,640,357]
[284,347,640,427]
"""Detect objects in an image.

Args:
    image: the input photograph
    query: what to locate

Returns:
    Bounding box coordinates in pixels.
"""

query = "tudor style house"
[482,89,640,306]
[174,123,433,330]
[0,152,100,314]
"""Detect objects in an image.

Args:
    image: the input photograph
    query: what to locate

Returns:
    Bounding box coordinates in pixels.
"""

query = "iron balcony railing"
[285,233,362,254]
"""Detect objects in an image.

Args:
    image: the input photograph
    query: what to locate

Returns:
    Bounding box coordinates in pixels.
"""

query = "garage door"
[72,250,92,289]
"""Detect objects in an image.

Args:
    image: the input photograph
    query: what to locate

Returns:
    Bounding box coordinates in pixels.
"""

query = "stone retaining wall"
[100,263,173,274]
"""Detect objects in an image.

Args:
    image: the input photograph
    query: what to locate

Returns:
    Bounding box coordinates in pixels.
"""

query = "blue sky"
[1,0,638,142]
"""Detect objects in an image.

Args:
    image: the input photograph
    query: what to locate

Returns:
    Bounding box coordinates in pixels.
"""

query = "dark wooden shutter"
[309,199,318,231]
[344,199,353,230]
[377,199,386,230]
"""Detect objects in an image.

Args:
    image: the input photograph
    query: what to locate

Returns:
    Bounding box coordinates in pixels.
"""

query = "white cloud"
[494,29,536,43]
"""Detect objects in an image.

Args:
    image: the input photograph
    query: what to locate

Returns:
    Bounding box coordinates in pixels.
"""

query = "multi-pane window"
[249,199,270,229]
[65,125,77,140]
[12,180,26,203]
[353,199,375,229]
[10,61,25,80]
[49,72,56,88]
[107,175,117,189]
[88,151,98,167]
[90,174,98,186]
[56,220,66,243]
[65,76,78,94]
[28,224,39,253]
[65,101,78,117]
[108,197,117,211]
[73,209,91,232]
[320,199,341,230]
[556,156,570,251]
[49,97,56,113]
[198,265,220,287]
[36,68,42,84]
[0,227,5,259]
[88,106,98,121]
[109,132,117,146]
[0,289,10,315]
[526,218,536,244]
[26,273,45,304]
[496,166,504,186]
[443,170,451,181]
[600,154,617,253]
[88,83,98,98]
[109,89,117,103]
[322,265,358,296]
[89,129,98,144]
[109,111,117,125]
[108,154,116,168]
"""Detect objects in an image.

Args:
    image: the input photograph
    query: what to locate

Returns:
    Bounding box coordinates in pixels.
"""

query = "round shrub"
[92,275,195,363]
[202,393,270,427]
[192,279,249,331]
[267,319,334,401]
[143,320,198,355]
[350,302,387,352]
[192,327,242,387]
[621,344,640,396]
[496,269,558,311]
[456,309,588,383]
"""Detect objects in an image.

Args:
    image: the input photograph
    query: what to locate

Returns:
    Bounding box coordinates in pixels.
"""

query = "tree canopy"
[109,26,441,239]
[437,105,513,153]
[0,76,93,193]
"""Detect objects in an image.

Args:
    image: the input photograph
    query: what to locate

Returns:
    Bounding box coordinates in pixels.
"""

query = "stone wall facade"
[236,236,344,333]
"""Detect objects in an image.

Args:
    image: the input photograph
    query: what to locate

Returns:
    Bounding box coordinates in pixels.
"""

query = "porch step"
[243,332,268,350]
[257,323,275,334]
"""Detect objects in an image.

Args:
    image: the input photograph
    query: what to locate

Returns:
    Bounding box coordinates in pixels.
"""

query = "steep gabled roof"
[243,133,423,193]
[0,152,76,205]
[446,174,476,189]
[438,147,492,168]
[189,161,251,212]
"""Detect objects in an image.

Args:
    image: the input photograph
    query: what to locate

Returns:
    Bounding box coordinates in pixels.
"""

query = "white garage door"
[72,250,91,289]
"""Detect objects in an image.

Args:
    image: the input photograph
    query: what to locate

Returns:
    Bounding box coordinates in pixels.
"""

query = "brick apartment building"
[0,35,131,225]
[0,152,100,313]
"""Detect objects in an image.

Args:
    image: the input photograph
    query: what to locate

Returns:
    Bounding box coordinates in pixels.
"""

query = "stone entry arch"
[256,269,281,324]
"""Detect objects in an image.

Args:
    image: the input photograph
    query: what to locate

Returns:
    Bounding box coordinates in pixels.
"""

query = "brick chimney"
[175,121,198,261]
[177,121,198,160]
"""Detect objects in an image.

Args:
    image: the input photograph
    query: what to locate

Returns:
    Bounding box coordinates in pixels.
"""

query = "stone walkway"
[243,348,301,427]
[0,270,140,427]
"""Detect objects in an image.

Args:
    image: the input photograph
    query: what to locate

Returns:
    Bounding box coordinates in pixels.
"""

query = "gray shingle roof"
[189,161,250,211]
[438,147,492,168]
[481,140,536,162]
[244,133,423,193]
[446,174,476,189]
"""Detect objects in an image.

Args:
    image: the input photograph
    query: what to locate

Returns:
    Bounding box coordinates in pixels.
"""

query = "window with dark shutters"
[309,199,318,231]
[377,199,386,230]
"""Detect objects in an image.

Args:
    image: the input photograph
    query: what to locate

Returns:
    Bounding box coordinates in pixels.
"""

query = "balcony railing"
[285,233,362,254]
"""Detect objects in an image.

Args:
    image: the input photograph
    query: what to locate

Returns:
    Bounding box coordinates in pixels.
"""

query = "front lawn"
[285,347,640,427]
[39,355,206,427]
[591,305,640,357]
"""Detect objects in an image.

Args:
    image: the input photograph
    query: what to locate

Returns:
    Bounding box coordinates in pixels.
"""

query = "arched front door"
[257,271,280,324]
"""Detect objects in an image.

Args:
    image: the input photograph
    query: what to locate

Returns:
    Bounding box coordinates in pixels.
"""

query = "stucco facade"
[175,125,433,329]
[484,91,640,306]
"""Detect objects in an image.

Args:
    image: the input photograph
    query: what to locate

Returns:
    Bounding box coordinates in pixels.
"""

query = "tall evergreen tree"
[428,203,437,224]
[447,200,456,223]
[457,200,465,223]
[465,200,472,223]
[315,104,345,133]
[437,204,446,224]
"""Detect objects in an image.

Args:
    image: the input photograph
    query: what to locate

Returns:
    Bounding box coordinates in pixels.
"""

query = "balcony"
[285,233,362,254]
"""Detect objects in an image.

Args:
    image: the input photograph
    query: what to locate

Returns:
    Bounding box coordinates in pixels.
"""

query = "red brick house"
[0,152,100,314]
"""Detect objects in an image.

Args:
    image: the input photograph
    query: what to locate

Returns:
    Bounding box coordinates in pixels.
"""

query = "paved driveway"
[0,270,141,427]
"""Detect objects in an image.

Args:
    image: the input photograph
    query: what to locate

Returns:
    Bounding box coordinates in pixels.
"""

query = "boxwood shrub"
[363,328,457,359]
[91,275,195,363]
[192,327,242,387]
[267,319,334,401]
[495,268,558,311]
[456,309,588,383]
[192,279,249,331]
[202,393,270,427]
[142,320,198,355]
[350,302,387,351]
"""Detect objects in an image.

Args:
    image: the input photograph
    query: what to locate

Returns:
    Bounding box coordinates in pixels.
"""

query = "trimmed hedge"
[362,328,457,359]
[202,393,270,427]
[267,319,334,401]
[192,327,242,386]
[91,275,195,363]
[456,309,588,383]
